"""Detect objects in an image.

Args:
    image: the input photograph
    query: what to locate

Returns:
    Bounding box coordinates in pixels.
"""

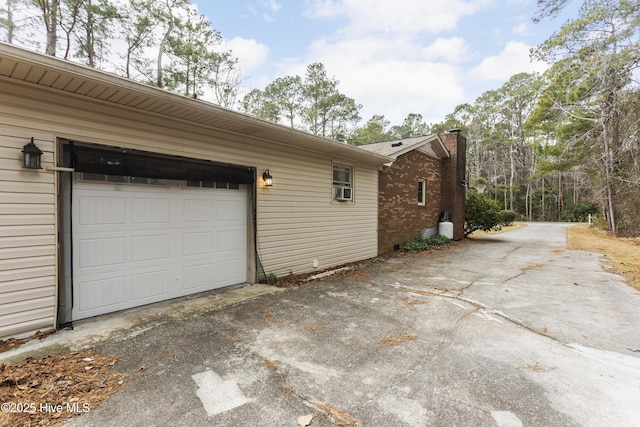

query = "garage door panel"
[183,199,215,222]
[79,196,126,225]
[217,260,245,285]
[183,231,214,256]
[72,179,247,320]
[217,199,245,222]
[216,229,243,252]
[131,234,170,262]
[183,263,215,290]
[132,198,170,223]
[78,237,127,268]
[131,270,169,301]
[78,276,126,312]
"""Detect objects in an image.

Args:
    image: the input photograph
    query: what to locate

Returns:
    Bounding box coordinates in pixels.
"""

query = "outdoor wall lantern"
[262,169,273,187]
[22,138,43,169]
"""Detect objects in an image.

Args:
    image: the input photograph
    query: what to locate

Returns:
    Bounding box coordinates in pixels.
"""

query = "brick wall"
[440,131,467,240]
[378,150,442,254]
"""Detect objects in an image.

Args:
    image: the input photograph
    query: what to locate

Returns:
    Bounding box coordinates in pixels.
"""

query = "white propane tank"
[438,221,454,239]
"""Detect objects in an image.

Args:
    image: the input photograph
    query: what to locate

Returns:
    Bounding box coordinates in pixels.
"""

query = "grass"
[567,224,640,291]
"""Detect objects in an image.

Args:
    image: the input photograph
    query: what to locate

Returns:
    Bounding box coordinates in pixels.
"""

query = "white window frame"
[418,179,426,205]
[332,162,354,202]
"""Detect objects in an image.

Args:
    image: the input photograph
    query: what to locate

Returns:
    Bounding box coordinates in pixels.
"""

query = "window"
[81,173,167,186]
[418,179,426,205]
[333,165,351,187]
[333,164,353,201]
[186,180,240,190]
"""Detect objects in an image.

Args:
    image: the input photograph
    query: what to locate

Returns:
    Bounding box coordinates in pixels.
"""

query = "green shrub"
[561,202,598,222]
[401,234,451,252]
[464,192,502,236]
[265,272,278,284]
[501,210,518,226]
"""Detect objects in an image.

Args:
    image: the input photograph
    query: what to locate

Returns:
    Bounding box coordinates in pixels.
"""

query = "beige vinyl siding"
[0,78,380,337]
[255,153,378,276]
[0,123,57,339]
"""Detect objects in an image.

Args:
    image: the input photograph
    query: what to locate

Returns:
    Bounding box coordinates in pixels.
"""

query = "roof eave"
[431,135,450,159]
[0,43,391,166]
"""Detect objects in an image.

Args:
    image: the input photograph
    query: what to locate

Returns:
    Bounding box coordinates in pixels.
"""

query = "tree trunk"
[509,145,515,211]
[6,0,15,43]
[524,183,531,221]
[42,0,59,56]
[541,177,545,221]
[85,0,96,67]
[156,0,175,88]
[557,173,563,221]
[601,89,619,234]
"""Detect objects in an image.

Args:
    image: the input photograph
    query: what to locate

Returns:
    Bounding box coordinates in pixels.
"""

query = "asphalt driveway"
[8,222,640,426]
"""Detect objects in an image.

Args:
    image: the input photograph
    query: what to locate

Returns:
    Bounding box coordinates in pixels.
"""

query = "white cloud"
[260,0,282,13]
[226,37,270,74]
[306,0,492,34]
[271,0,550,125]
[291,0,494,123]
[350,60,466,125]
[468,40,547,81]
[277,34,466,124]
[512,22,531,36]
[422,37,470,63]
[258,0,281,21]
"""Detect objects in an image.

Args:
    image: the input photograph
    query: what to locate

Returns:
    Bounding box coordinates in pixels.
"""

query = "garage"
[0,43,390,339]
[60,143,253,321]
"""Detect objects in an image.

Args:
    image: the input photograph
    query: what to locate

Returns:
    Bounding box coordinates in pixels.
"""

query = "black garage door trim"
[69,143,254,184]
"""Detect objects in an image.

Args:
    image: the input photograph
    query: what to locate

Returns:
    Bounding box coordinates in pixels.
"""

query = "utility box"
[438,221,454,239]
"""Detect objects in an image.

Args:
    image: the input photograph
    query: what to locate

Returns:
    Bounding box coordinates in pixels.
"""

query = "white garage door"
[71,176,247,320]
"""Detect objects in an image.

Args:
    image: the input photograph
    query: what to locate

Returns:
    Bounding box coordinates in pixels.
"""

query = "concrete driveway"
[8,222,640,426]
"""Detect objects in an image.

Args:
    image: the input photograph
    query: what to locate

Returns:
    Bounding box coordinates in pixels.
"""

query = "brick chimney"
[440,130,467,240]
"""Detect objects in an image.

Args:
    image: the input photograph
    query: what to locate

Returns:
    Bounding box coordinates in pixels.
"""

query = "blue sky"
[195,0,578,126]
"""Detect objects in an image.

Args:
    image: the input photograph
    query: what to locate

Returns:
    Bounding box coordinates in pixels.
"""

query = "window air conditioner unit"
[336,186,352,201]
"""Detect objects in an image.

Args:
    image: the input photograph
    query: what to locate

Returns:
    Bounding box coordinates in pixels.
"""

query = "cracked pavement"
[8,222,640,426]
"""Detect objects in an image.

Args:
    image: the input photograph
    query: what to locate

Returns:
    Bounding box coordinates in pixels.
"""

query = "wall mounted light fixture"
[262,169,273,187]
[22,138,43,169]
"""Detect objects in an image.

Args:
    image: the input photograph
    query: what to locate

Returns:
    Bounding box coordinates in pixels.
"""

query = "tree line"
[2,0,638,236]
[240,62,432,142]
[0,0,432,140]
[434,0,639,237]
[1,0,242,105]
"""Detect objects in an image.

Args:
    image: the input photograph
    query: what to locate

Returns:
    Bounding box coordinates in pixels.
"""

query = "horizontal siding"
[2,296,56,316]
[1,286,55,305]
[0,265,56,283]
[0,224,55,237]
[0,204,55,215]
[0,235,55,250]
[256,154,378,276]
[0,97,57,340]
[0,193,54,204]
[0,307,56,339]
[0,245,55,261]
[1,276,53,293]
[0,255,56,270]
[0,78,382,338]
[1,214,54,225]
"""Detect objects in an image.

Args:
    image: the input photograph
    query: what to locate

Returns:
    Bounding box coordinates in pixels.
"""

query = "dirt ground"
[566,223,640,291]
[0,350,125,427]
